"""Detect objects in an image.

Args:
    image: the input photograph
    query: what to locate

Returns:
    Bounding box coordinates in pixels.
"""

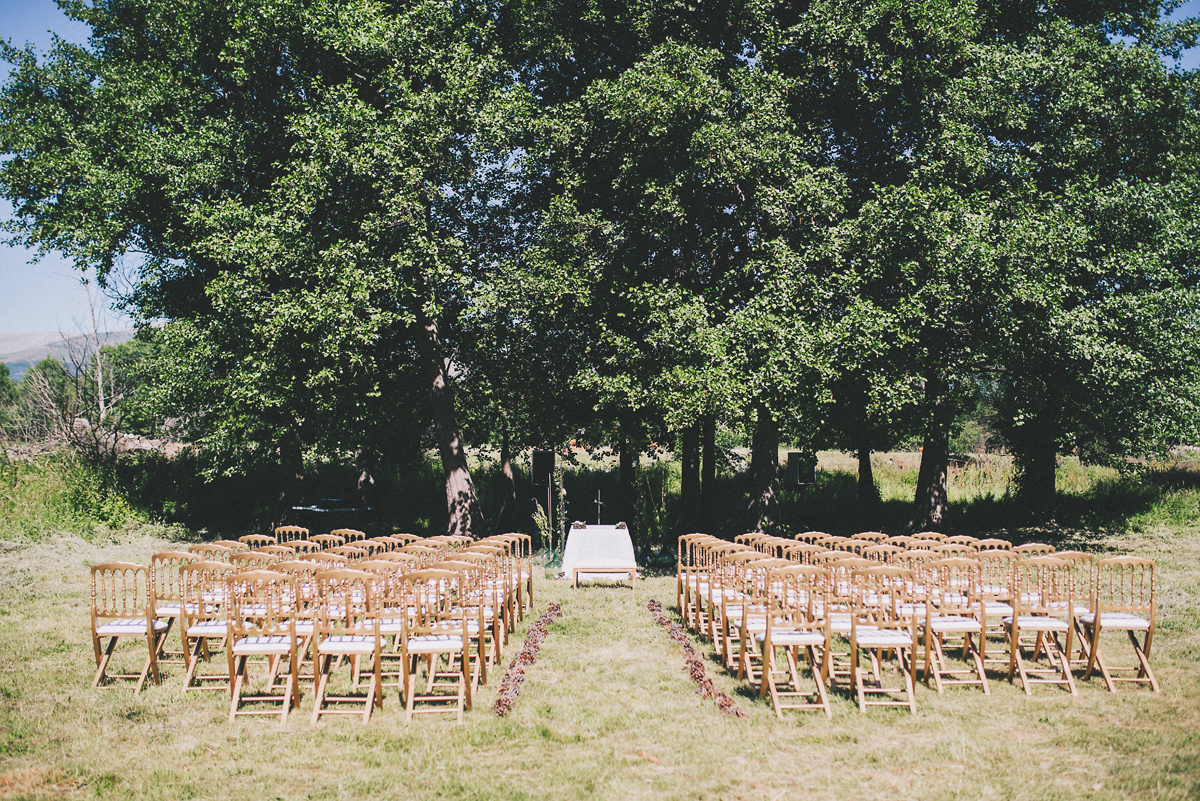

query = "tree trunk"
[912,377,951,531]
[1015,413,1058,520]
[618,410,638,545]
[747,404,780,534]
[421,313,485,538]
[274,432,305,529]
[496,421,519,533]
[857,445,876,506]
[680,424,701,534]
[701,413,716,529]
[354,446,377,510]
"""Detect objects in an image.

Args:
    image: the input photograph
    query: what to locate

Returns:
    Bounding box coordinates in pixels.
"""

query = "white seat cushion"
[927,616,982,634]
[1002,615,1069,632]
[855,630,915,648]
[155,603,182,618]
[96,618,169,636]
[231,635,295,654]
[1078,611,1151,631]
[757,630,824,647]
[317,635,378,655]
[406,634,465,654]
[186,621,228,637]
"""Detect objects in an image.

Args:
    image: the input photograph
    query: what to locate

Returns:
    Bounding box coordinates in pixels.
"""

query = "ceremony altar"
[559,524,639,588]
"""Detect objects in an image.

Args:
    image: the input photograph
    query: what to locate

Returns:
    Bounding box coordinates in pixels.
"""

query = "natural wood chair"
[933,542,978,559]
[150,550,198,665]
[226,571,302,725]
[180,560,234,692]
[944,535,980,546]
[274,526,310,544]
[886,535,921,549]
[705,545,759,645]
[330,528,367,543]
[437,559,496,688]
[757,565,832,718]
[212,540,250,554]
[291,540,322,555]
[728,557,789,677]
[794,531,831,544]
[310,534,346,550]
[239,534,276,548]
[679,535,721,631]
[358,540,387,558]
[911,531,947,543]
[922,558,989,695]
[846,566,919,714]
[296,552,351,570]
[397,569,473,724]
[91,562,169,693]
[976,549,1017,666]
[388,532,423,545]
[399,544,441,568]
[187,543,233,563]
[1055,550,1098,671]
[490,532,534,619]
[735,532,769,546]
[369,536,403,552]
[311,569,384,724]
[1004,557,1077,695]
[850,531,888,543]
[1079,557,1159,692]
[783,541,827,565]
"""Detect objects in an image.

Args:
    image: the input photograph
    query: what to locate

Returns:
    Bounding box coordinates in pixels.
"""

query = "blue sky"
[1,0,1199,335]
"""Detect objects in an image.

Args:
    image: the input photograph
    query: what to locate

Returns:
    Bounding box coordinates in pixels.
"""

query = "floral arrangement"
[647,599,746,717]
[615,522,627,529]
[572,521,587,529]
[493,603,564,717]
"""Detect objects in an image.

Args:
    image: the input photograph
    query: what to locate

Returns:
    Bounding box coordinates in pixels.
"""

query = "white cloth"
[560,525,637,582]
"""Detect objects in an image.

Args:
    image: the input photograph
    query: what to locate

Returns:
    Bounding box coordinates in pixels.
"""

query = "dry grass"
[1,527,1198,800]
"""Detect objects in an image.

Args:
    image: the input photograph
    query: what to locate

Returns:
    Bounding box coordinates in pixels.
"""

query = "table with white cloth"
[560,524,639,588]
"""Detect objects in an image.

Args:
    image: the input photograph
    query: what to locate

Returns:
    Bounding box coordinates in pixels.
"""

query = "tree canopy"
[3,0,1199,536]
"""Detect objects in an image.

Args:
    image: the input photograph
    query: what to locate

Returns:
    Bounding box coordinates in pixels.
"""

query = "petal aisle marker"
[648,599,747,718]
[493,603,564,717]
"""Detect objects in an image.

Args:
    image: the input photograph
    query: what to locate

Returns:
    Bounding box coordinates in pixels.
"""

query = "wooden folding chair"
[397,569,473,723]
[180,560,234,692]
[213,540,250,554]
[187,543,233,563]
[976,549,1016,667]
[862,544,903,564]
[1079,557,1159,692]
[232,551,278,570]
[239,534,276,549]
[256,544,295,560]
[846,566,918,714]
[91,562,169,693]
[310,534,347,550]
[226,571,302,724]
[291,540,322,555]
[1013,542,1056,558]
[756,565,831,718]
[922,558,989,695]
[1005,557,1076,695]
[150,550,197,665]
[729,557,789,678]
[327,545,368,562]
[311,569,384,724]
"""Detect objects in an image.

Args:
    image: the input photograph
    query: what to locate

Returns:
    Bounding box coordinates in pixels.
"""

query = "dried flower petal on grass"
[647,599,747,718]
[493,603,564,717]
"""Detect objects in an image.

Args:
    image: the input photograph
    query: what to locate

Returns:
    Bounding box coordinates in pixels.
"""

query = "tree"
[1,0,514,535]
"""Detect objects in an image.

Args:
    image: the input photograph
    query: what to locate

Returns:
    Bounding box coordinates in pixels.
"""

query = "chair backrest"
[274,525,309,544]
[150,551,198,605]
[1013,557,1073,617]
[851,565,915,618]
[239,534,277,548]
[227,571,297,638]
[933,543,977,559]
[976,549,1017,600]
[310,534,346,550]
[975,538,1012,551]
[783,542,826,564]
[187,543,233,562]
[291,540,322,555]
[862,544,903,564]
[793,531,830,544]
[769,564,827,627]
[92,562,153,623]
[926,557,982,615]
[388,532,423,545]
[257,544,295,559]
[326,545,368,562]
[399,544,441,567]
[330,528,367,542]
[314,569,378,635]
[850,531,888,543]
[1055,550,1097,609]
[296,552,350,570]
[893,549,938,572]
[734,532,768,546]
[233,551,278,570]
[911,531,947,543]
[212,540,250,553]
[1013,542,1056,558]
[1093,557,1155,619]
[887,536,921,549]
[944,535,980,546]
[179,560,234,626]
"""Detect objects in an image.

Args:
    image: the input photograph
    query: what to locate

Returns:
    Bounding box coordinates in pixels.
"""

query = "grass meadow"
[1,452,1199,799]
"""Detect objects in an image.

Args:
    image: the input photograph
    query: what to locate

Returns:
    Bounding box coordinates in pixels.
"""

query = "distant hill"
[0,329,136,381]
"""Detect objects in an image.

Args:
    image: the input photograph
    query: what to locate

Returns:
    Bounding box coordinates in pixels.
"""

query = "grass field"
[1,517,1198,800]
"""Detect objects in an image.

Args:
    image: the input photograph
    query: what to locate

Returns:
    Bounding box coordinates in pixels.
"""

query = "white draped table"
[560,524,639,588]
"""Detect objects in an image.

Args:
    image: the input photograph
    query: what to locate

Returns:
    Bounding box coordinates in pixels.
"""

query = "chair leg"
[228,656,246,722]
[93,637,117,688]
